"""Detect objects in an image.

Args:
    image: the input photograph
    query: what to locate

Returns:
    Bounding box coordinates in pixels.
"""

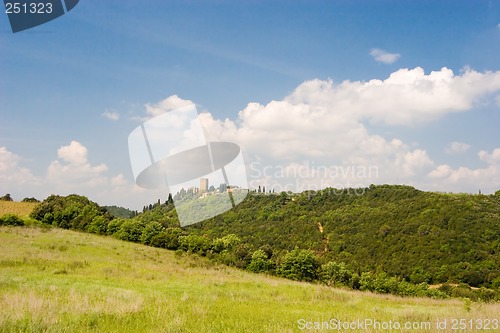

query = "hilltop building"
[200,178,209,194]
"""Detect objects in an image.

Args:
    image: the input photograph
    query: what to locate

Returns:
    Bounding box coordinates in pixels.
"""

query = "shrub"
[211,234,241,253]
[114,220,145,242]
[451,285,478,301]
[247,249,274,273]
[277,248,320,282]
[359,272,375,291]
[106,219,125,235]
[475,287,497,302]
[0,194,13,201]
[179,235,211,255]
[319,261,352,286]
[86,216,108,235]
[150,228,182,250]
[21,197,39,203]
[0,214,24,226]
[140,222,164,245]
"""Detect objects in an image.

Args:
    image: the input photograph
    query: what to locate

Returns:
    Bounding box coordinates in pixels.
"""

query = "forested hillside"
[25,185,500,299]
[189,185,500,287]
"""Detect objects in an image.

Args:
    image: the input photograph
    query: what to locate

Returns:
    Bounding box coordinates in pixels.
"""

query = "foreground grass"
[1,227,499,332]
[0,201,38,218]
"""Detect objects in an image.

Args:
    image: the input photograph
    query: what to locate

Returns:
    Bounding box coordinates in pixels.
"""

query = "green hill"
[26,186,500,296]
[1,226,499,332]
[187,185,500,287]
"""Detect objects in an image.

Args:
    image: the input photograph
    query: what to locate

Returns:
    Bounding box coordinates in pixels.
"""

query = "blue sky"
[1,0,500,209]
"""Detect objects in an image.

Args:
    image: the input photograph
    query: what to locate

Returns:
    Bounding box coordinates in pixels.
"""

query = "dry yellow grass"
[0,201,38,217]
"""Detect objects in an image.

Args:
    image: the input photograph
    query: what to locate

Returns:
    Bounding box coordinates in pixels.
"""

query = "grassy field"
[1,226,499,333]
[0,201,38,218]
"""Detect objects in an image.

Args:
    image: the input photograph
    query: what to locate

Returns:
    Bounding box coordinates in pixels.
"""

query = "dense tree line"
[21,185,500,301]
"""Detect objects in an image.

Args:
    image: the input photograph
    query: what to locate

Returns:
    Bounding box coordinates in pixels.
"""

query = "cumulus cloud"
[132,95,195,122]
[446,141,471,154]
[57,141,88,165]
[0,147,40,188]
[47,141,109,188]
[101,110,120,121]
[147,95,193,115]
[428,148,500,193]
[370,48,401,64]
[197,67,500,191]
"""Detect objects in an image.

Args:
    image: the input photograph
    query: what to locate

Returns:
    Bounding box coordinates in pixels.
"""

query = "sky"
[1,0,500,210]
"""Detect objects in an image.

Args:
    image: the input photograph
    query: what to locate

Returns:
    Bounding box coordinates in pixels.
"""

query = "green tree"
[0,214,24,226]
[150,228,183,250]
[140,222,164,245]
[319,261,352,286]
[115,220,145,242]
[179,235,211,255]
[247,249,274,273]
[86,216,109,235]
[21,197,39,203]
[0,194,13,201]
[277,248,320,282]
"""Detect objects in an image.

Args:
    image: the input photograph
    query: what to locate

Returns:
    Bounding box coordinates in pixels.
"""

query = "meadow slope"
[1,226,499,332]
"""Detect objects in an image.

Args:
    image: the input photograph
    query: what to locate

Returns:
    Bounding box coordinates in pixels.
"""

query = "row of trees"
[0,193,39,202]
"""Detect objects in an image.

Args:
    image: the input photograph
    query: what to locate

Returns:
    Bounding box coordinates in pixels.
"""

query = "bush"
[475,287,497,302]
[451,285,478,301]
[0,214,24,226]
[211,234,241,253]
[107,219,125,235]
[247,249,274,273]
[86,216,108,235]
[140,222,164,245]
[21,197,39,203]
[319,261,352,286]
[150,228,182,250]
[359,272,375,291]
[114,220,145,242]
[0,194,13,201]
[277,248,320,282]
[179,235,212,255]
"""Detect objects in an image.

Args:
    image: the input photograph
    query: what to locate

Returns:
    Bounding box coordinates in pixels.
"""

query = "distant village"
[173,178,239,201]
[171,178,276,203]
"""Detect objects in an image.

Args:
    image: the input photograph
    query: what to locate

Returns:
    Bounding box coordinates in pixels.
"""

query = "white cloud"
[428,148,500,193]
[370,48,401,64]
[497,23,500,29]
[198,67,500,192]
[145,95,194,118]
[479,148,500,165]
[57,141,88,165]
[47,141,109,188]
[130,95,195,122]
[446,141,471,154]
[101,110,120,121]
[0,147,40,189]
